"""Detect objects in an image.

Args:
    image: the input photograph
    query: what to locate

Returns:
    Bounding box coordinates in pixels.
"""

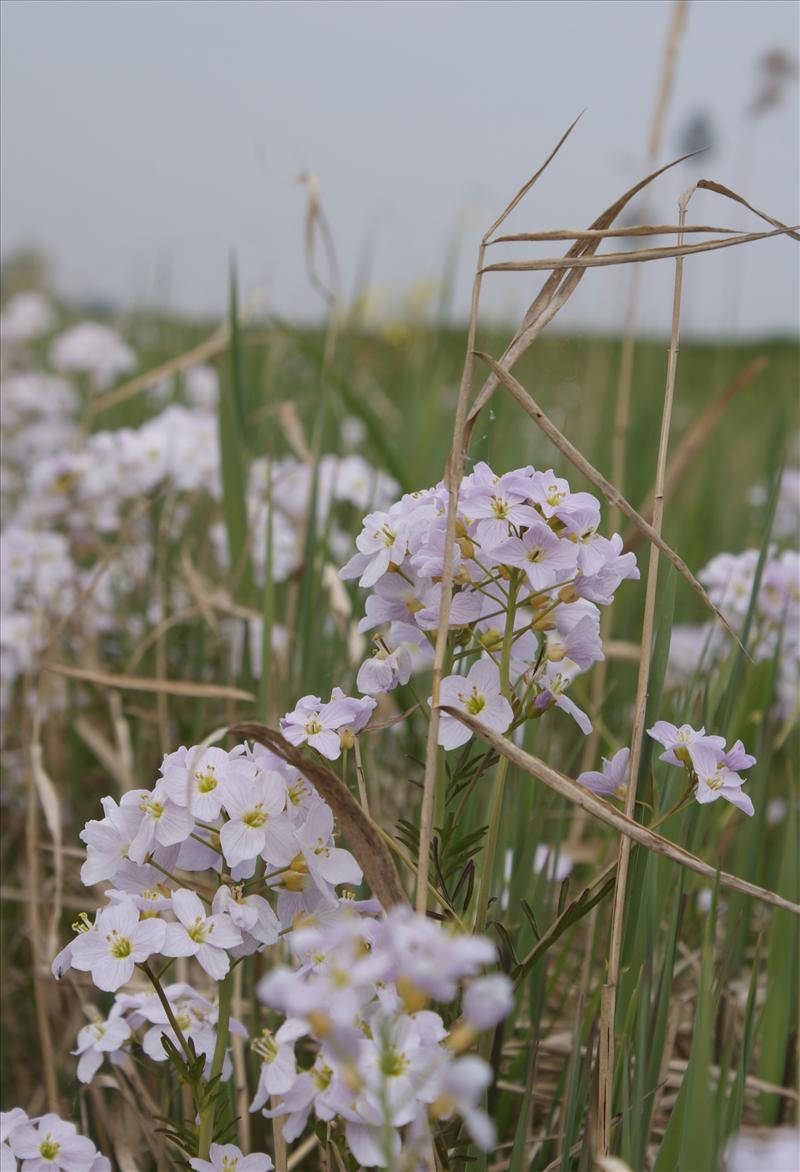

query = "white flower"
[121,785,194,864]
[49,321,135,389]
[188,1143,273,1172]
[249,1025,299,1111]
[687,744,754,817]
[356,644,412,696]
[577,747,630,796]
[159,745,248,821]
[289,802,363,892]
[70,900,166,991]
[72,1013,131,1084]
[8,1112,103,1170]
[79,797,142,887]
[647,721,726,767]
[340,510,409,588]
[162,889,242,979]
[280,695,355,760]
[219,771,292,869]
[434,659,513,751]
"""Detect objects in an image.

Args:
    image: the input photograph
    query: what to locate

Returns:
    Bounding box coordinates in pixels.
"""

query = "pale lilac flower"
[121,784,194,864]
[70,900,166,991]
[357,573,429,632]
[687,744,755,816]
[219,772,292,869]
[546,612,604,670]
[8,1113,102,1171]
[720,739,757,772]
[49,321,135,389]
[533,665,592,735]
[463,974,514,1030]
[647,721,726,767]
[280,694,354,760]
[72,1014,131,1084]
[725,1128,800,1172]
[528,469,596,518]
[461,462,538,550]
[414,584,484,631]
[328,687,377,745]
[189,1143,273,1172]
[249,1024,300,1111]
[106,860,174,913]
[373,906,496,1001]
[354,1012,443,1127]
[340,510,408,588]
[578,747,630,796]
[434,659,513,751]
[212,885,280,951]
[138,984,221,1068]
[574,533,639,604]
[434,1056,495,1150]
[162,889,242,979]
[79,796,143,886]
[290,802,363,891]
[490,521,577,590]
[160,745,251,821]
[356,643,413,695]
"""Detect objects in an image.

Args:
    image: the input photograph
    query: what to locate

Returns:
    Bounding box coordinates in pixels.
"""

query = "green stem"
[472,575,518,933]
[197,968,234,1160]
[141,962,194,1064]
[473,755,509,933]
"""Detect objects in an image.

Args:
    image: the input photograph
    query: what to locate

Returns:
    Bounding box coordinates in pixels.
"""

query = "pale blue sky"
[1,0,798,334]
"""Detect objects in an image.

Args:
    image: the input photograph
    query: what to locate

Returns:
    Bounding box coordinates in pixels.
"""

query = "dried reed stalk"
[599,185,689,1154]
[416,118,584,915]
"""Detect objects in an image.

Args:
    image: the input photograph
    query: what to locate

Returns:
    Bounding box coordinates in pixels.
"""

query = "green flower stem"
[197,968,233,1160]
[141,962,194,1065]
[472,574,518,933]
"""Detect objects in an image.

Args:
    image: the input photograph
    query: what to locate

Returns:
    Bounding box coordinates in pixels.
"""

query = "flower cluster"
[1,1108,109,1171]
[48,708,514,1168]
[648,722,756,816]
[575,725,756,817]
[667,544,798,718]
[256,901,513,1167]
[54,737,367,991]
[342,461,639,740]
[0,305,399,743]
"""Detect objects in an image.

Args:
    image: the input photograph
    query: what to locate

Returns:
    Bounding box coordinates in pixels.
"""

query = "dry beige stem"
[416,117,584,917]
[45,662,257,702]
[602,184,689,1154]
[480,223,797,272]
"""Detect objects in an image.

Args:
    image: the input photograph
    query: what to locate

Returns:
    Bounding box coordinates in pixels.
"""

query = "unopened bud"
[558,585,579,604]
[446,1021,477,1054]
[533,616,556,631]
[307,1011,332,1038]
[397,976,429,1015]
